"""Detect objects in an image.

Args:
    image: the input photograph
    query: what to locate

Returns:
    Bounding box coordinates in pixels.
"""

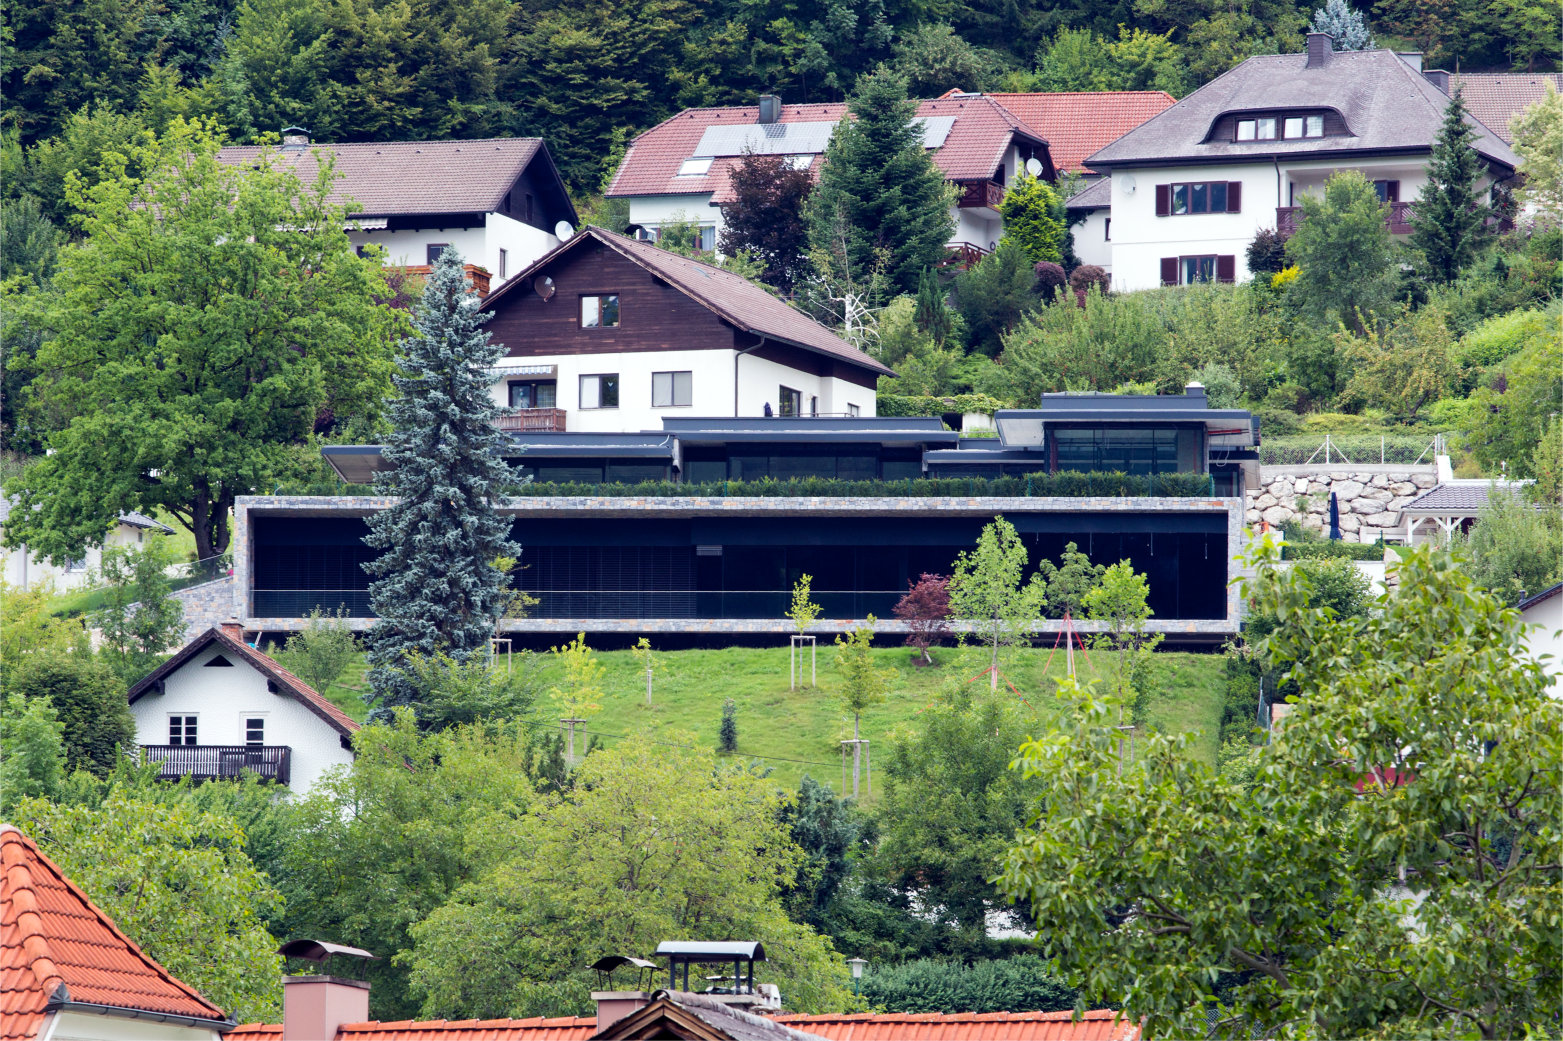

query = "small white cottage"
[126,623,359,796]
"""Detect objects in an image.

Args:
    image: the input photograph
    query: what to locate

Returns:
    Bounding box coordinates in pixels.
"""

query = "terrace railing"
[494,408,567,433]
[140,744,291,785]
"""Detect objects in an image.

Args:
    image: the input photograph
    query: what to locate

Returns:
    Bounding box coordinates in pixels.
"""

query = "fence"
[168,553,233,592]
[1258,434,1443,466]
[140,744,291,784]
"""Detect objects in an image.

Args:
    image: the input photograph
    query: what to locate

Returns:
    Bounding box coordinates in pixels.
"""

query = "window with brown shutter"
[1160,257,1178,285]
[1226,182,1242,213]
[1216,255,1236,282]
[1155,184,1170,216]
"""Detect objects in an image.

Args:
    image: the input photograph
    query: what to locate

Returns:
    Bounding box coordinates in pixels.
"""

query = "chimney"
[282,977,369,1041]
[1396,51,1424,71]
[1305,32,1333,68]
[1185,381,1207,400]
[1423,69,1450,92]
[282,125,312,149]
[757,95,781,124]
[593,991,652,1030]
[220,619,245,641]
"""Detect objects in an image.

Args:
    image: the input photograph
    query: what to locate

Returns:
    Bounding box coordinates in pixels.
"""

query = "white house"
[1084,35,1519,291]
[1,500,173,591]
[126,624,358,797]
[605,95,1055,265]
[1519,583,1563,695]
[218,132,578,290]
[474,227,894,436]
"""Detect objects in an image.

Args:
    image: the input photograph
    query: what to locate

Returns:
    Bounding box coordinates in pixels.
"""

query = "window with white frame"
[652,371,693,407]
[580,294,620,328]
[169,715,198,745]
[580,373,620,409]
[244,717,265,746]
[498,248,508,279]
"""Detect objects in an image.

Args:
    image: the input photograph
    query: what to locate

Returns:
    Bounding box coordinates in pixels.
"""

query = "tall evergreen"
[913,267,953,345]
[806,67,956,295]
[362,249,519,721]
[1411,89,1489,283]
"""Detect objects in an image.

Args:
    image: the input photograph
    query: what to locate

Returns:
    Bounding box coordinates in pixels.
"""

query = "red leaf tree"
[893,573,952,666]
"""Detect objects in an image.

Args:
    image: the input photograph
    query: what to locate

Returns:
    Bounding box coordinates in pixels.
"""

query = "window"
[244,718,265,747]
[1157,182,1240,216]
[1182,255,1218,284]
[426,243,451,265]
[1105,216,1111,241]
[1051,426,1180,475]
[498,248,508,279]
[1304,114,1323,137]
[1284,116,1304,139]
[847,403,861,417]
[63,557,87,573]
[203,654,234,668]
[785,155,814,170]
[1373,179,1401,203]
[1161,255,1236,285]
[809,395,818,416]
[1256,117,1277,140]
[652,371,693,407]
[580,294,620,328]
[1236,118,1257,140]
[169,716,198,746]
[1237,113,1325,141]
[677,157,714,176]
[503,191,512,211]
[697,225,717,251]
[509,380,557,409]
[525,193,535,221]
[580,374,620,409]
[778,386,802,417]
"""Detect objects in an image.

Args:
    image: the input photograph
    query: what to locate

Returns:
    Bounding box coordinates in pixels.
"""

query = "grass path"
[322,643,1227,796]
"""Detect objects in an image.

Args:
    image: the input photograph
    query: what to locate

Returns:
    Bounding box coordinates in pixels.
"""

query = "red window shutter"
[1161,257,1179,285]
[1226,182,1242,213]
[1216,255,1236,283]
[1155,184,1170,216]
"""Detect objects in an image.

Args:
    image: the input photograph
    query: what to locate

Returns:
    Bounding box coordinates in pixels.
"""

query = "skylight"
[677,157,714,176]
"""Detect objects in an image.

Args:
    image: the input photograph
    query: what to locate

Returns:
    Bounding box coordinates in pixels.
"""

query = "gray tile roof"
[1399,480,1528,513]
[482,227,895,378]
[1065,176,1111,210]
[216,137,575,220]
[1087,49,1518,170]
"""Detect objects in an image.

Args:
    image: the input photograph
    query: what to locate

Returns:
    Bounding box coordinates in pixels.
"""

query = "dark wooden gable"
[486,238,739,359]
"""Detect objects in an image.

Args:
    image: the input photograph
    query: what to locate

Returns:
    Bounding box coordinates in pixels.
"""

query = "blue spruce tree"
[1309,0,1374,50]
[362,249,519,721]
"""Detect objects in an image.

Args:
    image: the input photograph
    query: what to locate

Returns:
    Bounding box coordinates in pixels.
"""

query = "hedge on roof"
[500,471,1217,498]
[1281,539,1388,561]
[875,393,1009,418]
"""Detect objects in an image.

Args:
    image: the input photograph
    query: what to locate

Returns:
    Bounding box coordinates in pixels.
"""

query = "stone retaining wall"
[172,576,235,638]
[1245,470,1437,542]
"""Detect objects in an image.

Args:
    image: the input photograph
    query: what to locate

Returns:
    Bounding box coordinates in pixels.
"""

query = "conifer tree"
[362,250,519,721]
[1411,89,1489,282]
[913,267,953,345]
[1309,0,1375,49]
[806,67,956,295]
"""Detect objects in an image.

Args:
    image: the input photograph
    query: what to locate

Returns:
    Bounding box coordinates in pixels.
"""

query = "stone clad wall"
[1245,470,1437,542]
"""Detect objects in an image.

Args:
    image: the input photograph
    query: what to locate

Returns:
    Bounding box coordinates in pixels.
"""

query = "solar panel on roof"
[917,115,956,147]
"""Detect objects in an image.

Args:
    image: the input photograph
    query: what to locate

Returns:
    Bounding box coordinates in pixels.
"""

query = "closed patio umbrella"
[1329,491,1342,541]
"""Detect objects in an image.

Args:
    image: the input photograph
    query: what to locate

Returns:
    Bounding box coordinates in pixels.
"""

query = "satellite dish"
[1025,157,1043,177]
[1121,175,1137,195]
[535,276,555,301]
[555,221,575,241]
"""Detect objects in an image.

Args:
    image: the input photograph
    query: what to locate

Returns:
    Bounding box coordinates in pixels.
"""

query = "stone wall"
[1245,470,1437,541]
[172,576,235,639]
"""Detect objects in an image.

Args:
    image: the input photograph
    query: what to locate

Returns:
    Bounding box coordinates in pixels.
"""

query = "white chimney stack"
[282,977,369,1041]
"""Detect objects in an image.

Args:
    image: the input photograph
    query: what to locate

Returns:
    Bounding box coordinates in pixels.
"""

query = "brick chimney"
[593,991,652,1030]
[1305,32,1333,67]
[282,977,369,1041]
[220,619,245,641]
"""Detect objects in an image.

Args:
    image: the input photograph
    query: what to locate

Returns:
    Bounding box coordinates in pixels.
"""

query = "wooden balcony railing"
[1277,201,1416,239]
[141,744,291,785]
[957,180,1006,210]
[494,408,567,432]
[390,263,492,298]
[939,242,992,270]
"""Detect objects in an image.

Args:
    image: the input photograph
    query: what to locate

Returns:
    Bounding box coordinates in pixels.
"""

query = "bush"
[719,698,738,753]
[876,393,1009,417]
[9,652,134,776]
[861,954,1076,1014]
[1189,362,1243,407]
[1458,307,1552,369]
[1246,228,1288,274]
[1068,264,1108,294]
[1258,434,1439,465]
[1281,540,1386,561]
[504,471,1216,498]
[1033,261,1065,303]
[955,241,1037,356]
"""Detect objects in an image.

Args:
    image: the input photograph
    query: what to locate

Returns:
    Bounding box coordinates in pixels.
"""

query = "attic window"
[204,654,235,667]
[677,157,714,176]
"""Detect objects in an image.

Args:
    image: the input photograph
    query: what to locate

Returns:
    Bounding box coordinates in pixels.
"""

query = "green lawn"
[320,643,1227,796]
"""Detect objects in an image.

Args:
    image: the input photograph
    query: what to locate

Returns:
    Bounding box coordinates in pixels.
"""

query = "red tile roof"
[983,93,1177,173]
[1449,73,1563,143]
[480,227,895,378]
[0,826,230,1041]
[228,1008,1139,1041]
[126,627,361,738]
[606,97,1050,200]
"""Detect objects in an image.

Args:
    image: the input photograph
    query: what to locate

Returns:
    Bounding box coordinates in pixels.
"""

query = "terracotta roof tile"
[1448,73,1563,143]
[216,138,575,222]
[984,93,1177,173]
[0,826,229,1041]
[606,98,1049,200]
[480,228,894,378]
[127,628,361,738]
[228,1008,1137,1041]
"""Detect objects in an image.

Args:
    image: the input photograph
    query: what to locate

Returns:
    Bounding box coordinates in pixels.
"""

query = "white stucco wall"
[1522,593,1563,696]
[44,1010,224,1041]
[1107,156,1451,291]
[490,347,877,429]
[1071,208,1112,273]
[627,194,723,242]
[128,642,354,797]
[2,521,156,592]
[953,207,1001,252]
[347,214,560,285]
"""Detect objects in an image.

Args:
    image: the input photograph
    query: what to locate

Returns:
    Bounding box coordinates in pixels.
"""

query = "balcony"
[1276,200,1415,239]
[939,242,992,270]
[141,744,291,785]
[956,180,1005,210]
[389,263,492,298]
[494,407,567,432]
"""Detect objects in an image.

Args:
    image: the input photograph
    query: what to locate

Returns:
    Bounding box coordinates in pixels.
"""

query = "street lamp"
[847,957,868,998]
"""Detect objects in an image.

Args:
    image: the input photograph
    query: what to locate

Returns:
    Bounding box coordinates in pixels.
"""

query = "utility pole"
[562,717,585,766]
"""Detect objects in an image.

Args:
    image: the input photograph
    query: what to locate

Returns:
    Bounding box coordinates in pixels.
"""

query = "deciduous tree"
[948,517,1044,688]
[1284,169,1396,331]
[1083,560,1162,724]
[1510,82,1563,228]
[94,534,185,681]
[893,573,952,665]
[8,653,134,777]
[834,616,894,796]
[718,152,815,292]
[1035,541,1104,619]
[269,607,359,697]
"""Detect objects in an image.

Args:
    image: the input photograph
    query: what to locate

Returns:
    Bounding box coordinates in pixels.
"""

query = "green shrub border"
[1281,540,1387,561]
[876,393,1010,418]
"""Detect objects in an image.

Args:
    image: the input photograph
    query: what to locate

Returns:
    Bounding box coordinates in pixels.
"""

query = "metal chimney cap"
[655,941,766,961]
[590,954,659,972]
[278,939,377,962]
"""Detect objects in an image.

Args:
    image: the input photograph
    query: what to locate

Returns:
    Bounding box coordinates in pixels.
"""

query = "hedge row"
[876,393,1009,418]
[1281,540,1388,561]
[861,955,1076,1015]
[1258,434,1438,465]
[501,470,1216,498]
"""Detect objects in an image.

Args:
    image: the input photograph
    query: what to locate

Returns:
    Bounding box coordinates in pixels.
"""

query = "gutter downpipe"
[735,334,766,417]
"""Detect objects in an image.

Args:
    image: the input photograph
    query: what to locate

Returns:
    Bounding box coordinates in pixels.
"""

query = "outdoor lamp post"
[847,957,867,998]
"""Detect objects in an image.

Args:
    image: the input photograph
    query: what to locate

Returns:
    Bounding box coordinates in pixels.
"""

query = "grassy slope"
[323,644,1227,796]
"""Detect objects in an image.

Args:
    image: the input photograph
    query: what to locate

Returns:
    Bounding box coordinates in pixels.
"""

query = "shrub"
[1033,261,1066,303]
[1189,362,1243,407]
[861,954,1076,1014]
[1246,228,1288,274]
[719,698,738,753]
[1280,540,1386,561]
[1458,307,1552,369]
[1068,264,1108,294]
[506,472,1215,498]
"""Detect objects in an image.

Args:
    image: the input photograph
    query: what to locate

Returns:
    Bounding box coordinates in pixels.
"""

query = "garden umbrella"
[1329,491,1342,540]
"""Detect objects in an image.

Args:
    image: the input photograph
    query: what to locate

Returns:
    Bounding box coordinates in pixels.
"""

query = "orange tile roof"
[228,1008,1138,1041]
[127,627,361,738]
[606,97,1051,199]
[985,93,1177,173]
[0,825,230,1041]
